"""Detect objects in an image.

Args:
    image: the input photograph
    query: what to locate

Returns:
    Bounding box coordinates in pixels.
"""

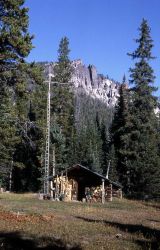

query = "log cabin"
[50,164,122,203]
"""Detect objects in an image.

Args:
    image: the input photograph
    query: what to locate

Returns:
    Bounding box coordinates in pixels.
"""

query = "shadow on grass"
[75,216,160,250]
[143,203,160,210]
[0,231,82,250]
[147,219,160,223]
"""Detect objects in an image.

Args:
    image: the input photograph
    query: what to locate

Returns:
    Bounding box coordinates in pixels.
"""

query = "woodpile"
[105,184,112,202]
[112,189,123,199]
[51,175,122,203]
[85,186,102,202]
[85,184,120,203]
[52,176,78,201]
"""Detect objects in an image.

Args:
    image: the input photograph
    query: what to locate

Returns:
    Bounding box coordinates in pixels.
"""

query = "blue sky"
[26,0,160,94]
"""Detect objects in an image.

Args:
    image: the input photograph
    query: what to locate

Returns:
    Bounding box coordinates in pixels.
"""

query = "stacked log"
[112,189,122,199]
[52,175,122,202]
[105,184,112,201]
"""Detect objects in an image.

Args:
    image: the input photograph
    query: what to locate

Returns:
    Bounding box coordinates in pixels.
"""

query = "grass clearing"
[0,193,160,249]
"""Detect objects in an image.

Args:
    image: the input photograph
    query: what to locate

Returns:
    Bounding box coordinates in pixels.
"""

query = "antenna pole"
[44,66,51,196]
[106,160,111,179]
[43,63,73,198]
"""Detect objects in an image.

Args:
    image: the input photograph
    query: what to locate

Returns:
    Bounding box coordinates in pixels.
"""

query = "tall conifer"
[127,19,160,198]
[111,76,132,192]
[51,37,74,170]
[0,0,45,190]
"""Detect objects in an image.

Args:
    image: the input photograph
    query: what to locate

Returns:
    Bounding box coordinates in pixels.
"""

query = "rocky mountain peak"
[44,60,120,106]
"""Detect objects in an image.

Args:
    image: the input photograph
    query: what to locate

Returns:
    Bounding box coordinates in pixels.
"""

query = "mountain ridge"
[42,59,120,106]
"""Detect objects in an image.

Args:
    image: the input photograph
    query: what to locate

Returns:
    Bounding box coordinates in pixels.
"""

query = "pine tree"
[0,0,45,190]
[51,37,74,170]
[12,63,47,192]
[74,91,113,174]
[99,122,108,175]
[53,37,73,83]
[110,76,132,191]
[0,0,33,66]
[127,19,160,198]
[29,63,47,153]
[0,86,20,187]
[107,144,118,181]
[8,60,47,192]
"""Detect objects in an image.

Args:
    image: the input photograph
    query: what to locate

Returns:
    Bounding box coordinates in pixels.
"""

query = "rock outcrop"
[44,59,120,106]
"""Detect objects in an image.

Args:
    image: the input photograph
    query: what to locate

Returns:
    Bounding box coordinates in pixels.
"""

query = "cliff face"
[71,59,119,106]
[44,59,120,106]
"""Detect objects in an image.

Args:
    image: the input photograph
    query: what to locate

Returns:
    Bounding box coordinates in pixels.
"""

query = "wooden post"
[119,189,123,199]
[55,175,59,200]
[110,184,113,201]
[102,179,105,204]
[50,180,53,199]
[9,160,13,192]
[61,171,63,195]
[52,144,56,176]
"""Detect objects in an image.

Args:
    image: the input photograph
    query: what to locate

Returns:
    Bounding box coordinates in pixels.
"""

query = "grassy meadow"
[0,193,160,250]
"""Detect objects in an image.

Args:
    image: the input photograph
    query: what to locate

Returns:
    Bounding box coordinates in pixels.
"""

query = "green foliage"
[73,91,113,173]
[111,82,132,192]
[50,37,75,171]
[53,37,73,83]
[12,63,46,192]
[112,19,160,198]
[127,19,160,198]
[0,0,46,191]
[0,0,34,187]
[0,0,33,64]
[107,144,118,181]
[0,86,19,187]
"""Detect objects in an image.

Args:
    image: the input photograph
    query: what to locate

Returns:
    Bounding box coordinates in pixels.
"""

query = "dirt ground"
[0,193,160,250]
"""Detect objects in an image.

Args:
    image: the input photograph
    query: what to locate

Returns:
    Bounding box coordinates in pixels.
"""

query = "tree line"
[0,0,160,198]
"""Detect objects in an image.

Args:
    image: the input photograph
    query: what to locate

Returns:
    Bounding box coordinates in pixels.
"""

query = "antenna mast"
[43,64,72,197]
[44,66,51,196]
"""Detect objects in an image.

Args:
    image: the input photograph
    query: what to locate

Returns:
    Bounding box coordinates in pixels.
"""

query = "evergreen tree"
[0,0,33,66]
[51,37,74,171]
[74,91,113,173]
[111,77,132,193]
[99,122,108,175]
[0,0,45,191]
[0,0,33,187]
[53,37,73,83]
[0,86,19,187]
[12,63,46,192]
[74,89,112,175]
[107,144,118,181]
[127,19,160,198]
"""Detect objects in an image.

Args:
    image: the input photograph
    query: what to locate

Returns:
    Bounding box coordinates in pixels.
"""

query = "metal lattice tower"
[43,64,73,196]
[44,67,51,196]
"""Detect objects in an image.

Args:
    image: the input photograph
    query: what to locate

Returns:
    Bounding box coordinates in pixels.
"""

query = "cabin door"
[78,182,86,201]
